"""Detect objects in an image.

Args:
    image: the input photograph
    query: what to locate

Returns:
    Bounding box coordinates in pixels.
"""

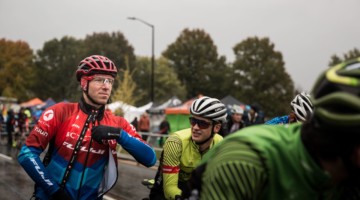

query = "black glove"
[51,189,72,200]
[91,125,122,144]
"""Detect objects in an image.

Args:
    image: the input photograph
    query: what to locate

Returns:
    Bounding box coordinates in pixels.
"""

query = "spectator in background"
[243,103,264,126]
[34,105,45,122]
[17,107,27,135]
[138,113,150,141]
[0,111,4,134]
[158,118,170,147]
[24,108,32,133]
[225,104,245,136]
[131,117,138,131]
[6,109,15,146]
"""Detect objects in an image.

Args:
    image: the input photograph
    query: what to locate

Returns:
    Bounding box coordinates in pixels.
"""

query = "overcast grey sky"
[1,0,359,93]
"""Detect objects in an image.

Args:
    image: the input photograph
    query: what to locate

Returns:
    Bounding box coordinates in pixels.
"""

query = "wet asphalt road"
[0,144,157,200]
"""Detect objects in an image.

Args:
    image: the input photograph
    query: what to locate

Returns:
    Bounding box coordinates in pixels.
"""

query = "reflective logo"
[62,141,105,155]
[34,127,49,137]
[30,158,53,186]
[43,110,54,121]
[109,140,117,145]
[66,131,91,140]
[72,124,80,129]
[38,119,50,127]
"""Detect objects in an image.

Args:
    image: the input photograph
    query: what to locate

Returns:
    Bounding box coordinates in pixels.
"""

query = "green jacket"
[201,123,360,199]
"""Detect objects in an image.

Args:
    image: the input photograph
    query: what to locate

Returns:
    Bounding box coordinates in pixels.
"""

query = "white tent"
[147,96,182,114]
[107,101,153,122]
[146,96,182,132]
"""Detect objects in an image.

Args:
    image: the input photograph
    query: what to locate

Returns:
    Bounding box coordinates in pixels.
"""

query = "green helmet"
[311,57,360,127]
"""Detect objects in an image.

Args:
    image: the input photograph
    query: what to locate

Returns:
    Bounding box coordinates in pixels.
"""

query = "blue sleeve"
[117,130,157,167]
[17,145,60,195]
[265,115,289,125]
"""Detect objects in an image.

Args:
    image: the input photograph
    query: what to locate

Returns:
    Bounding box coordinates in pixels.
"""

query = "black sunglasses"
[189,117,212,129]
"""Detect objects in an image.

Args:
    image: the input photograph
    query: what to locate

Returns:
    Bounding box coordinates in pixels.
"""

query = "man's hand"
[91,125,122,144]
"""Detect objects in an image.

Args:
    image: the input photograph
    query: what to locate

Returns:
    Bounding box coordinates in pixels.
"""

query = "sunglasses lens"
[189,117,211,129]
[189,118,196,126]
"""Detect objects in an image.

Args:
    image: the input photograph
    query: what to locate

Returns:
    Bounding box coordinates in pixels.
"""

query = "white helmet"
[190,96,227,123]
[290,92,314,122]
[231,104,244,115]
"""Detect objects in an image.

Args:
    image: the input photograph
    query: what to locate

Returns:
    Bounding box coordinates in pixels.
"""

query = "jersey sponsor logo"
[130,124,136,132]
[29,158,53,186]
[71,124,80,129]
[43,110,54,121]
[34,126,49,137]
[162,165,180,174]
[37,119,50,127]
[66,131,91,141]
[99,139,117,145]
[63,141,105,155]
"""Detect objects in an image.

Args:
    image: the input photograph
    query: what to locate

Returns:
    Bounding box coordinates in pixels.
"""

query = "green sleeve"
[162,136,182,199]
[201,140,268,200]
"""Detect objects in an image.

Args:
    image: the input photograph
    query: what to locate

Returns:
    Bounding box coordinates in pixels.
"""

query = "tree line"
[0,29,359,118]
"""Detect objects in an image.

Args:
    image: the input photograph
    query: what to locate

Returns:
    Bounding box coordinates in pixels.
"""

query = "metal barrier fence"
[0,123,167,161]
[0,123,34,139]
[0,123,168,150]
[140,132,170,150]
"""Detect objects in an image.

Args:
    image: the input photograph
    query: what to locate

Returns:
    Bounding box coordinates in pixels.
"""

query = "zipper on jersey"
[77,109,98,199]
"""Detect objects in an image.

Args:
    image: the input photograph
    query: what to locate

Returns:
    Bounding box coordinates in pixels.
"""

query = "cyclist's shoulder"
[265,115,289,125]
[226,123,301,146]
[171,128,192,140]
[213,134,223,143]
[164,129,192,150]
[47,101,78,112]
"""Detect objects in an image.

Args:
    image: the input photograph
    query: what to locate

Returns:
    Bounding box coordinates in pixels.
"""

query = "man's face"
[190,116,218,144]
[232,113,243,123]
[85,74,114,106]
[289,112,297,123]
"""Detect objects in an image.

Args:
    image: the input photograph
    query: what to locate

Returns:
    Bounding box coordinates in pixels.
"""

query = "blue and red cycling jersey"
[18,99,156,200]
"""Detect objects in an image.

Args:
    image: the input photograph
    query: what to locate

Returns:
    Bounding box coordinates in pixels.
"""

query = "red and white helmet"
[76,55,117,81]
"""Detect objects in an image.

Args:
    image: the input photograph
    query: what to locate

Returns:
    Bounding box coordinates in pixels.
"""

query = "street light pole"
[127,17,155,103]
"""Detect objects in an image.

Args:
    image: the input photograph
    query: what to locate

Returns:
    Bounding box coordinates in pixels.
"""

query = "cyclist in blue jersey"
[18,55,156,200]
[265,92,313,125]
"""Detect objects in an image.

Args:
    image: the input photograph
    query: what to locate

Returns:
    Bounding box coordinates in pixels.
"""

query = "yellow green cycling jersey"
[162,128,223,199]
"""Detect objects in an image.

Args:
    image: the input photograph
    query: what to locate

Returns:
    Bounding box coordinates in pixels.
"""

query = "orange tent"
[20,98,44,108]
[164,95,203,132]
[165,95,203,114]
[165,98,194,114]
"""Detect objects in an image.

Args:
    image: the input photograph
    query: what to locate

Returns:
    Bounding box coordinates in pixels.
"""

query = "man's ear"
[80,78,88,91]
[213,123,222,133]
